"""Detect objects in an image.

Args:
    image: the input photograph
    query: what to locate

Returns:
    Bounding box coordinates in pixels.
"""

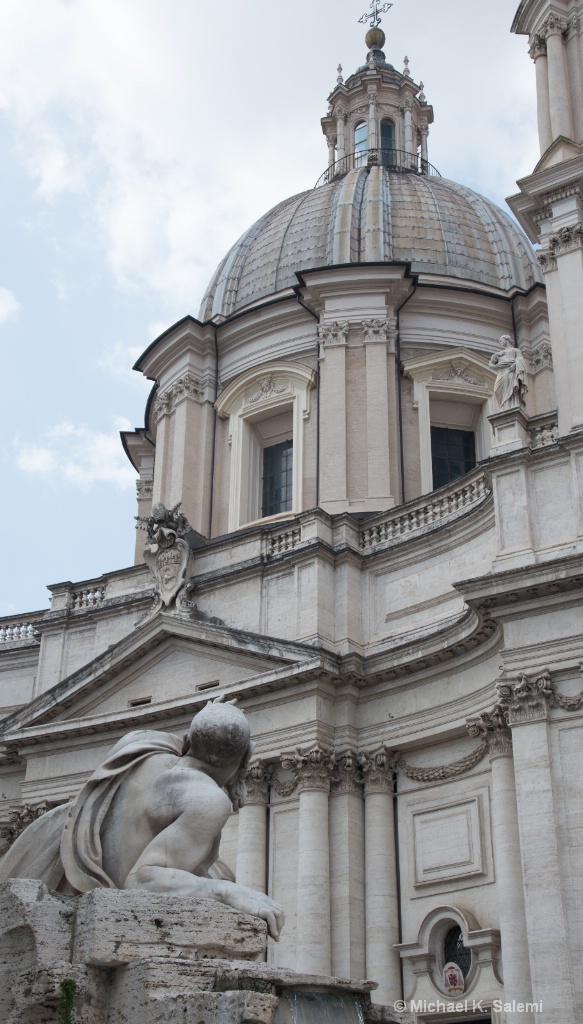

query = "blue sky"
[0,0,539,616]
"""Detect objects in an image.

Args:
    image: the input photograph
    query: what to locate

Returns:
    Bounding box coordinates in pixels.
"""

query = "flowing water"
[275,991,366,1024]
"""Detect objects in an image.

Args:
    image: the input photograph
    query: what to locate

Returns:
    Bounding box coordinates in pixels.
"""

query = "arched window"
[381,119,396,167]
[354,121,368,167]
[444,925,472,978]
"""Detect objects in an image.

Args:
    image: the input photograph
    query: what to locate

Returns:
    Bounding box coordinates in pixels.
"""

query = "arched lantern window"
[354,121,368,167]
[381,118,396,167]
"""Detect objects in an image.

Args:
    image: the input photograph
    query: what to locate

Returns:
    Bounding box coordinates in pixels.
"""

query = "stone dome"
[199,167,542,321]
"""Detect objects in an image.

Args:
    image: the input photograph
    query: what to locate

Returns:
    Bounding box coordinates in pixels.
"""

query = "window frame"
[215,361,315,531]
[403,348,497,494]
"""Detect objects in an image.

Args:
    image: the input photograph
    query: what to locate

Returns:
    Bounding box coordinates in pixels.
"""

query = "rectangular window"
[262,439,293,517]
[431,426,476,489]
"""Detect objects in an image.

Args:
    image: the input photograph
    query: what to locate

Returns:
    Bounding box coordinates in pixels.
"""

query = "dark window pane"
[431,426,476,489]
[444,925,472,978]
[262,440,293,517]
[381,119,395,167]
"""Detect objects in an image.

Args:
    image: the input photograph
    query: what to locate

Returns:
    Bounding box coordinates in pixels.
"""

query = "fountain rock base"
[0,879,411,1023]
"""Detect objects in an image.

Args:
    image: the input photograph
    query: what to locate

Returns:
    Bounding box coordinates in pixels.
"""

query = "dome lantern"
[320,2,435,183]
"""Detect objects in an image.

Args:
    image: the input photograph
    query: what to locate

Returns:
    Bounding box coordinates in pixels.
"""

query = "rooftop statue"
[489,335,528,409]
[0,697,285,941]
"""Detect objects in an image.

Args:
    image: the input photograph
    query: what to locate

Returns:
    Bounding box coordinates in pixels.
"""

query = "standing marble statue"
[0,697,284,940]
[489,335,528,408]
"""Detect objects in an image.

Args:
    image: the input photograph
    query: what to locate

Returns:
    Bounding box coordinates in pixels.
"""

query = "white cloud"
[0,0,540,312]
[0,287,21,326]
[14,417,136,490]
[98,342,152,389]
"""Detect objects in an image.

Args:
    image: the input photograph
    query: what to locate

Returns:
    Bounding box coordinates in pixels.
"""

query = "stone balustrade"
[360,469,491,551]
[0,615,43,644]
[70,585,107,609]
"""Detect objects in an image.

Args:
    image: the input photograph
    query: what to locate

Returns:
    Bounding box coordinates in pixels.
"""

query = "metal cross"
[358,1,393,29]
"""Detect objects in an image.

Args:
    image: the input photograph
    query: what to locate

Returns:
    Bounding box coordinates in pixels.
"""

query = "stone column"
[329,751,365,979]
[469,717,534,1024]
[360,748,401,1005]
[326,132,336,171]
[419,125,429,169]
[282,746,334,976]
[544,16,573,141]
[363,319,394,508]
[336,108,346,164]
[507,676,575,1024]
[236,762,270,892]
[530,35,553,154]
[402,100,414,162]
[318,322,348,513]
[367,87,378,152]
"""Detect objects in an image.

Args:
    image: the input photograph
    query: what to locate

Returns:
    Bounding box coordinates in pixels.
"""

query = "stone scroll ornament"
[136,501,193,611]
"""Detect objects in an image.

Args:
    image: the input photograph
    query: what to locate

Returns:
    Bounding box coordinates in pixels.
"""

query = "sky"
[0,0,540,616]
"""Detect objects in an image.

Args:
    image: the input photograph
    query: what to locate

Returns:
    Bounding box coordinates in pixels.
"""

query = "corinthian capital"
[318,321,349,347]
[528,34,547,60]
[359,746,397,795]
[362,318,391,345]
[244,760,272,805]
[281,745,335,792]
[540,13,568,37]
[154,372,204,421]
[331,749,363,795]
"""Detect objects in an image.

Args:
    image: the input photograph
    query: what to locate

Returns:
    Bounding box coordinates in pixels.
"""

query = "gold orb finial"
[365,26,386,50]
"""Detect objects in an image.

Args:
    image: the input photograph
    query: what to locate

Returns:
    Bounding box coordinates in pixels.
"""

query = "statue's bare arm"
[123,774,284,939]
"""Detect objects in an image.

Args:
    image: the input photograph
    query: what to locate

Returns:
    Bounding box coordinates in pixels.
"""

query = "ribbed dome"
[199,167,542,321]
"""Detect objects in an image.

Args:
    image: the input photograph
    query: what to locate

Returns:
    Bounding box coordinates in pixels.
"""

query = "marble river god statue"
[0,697,285,941]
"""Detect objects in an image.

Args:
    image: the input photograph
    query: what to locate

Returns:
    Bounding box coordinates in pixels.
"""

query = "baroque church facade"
[1,2,582,1022]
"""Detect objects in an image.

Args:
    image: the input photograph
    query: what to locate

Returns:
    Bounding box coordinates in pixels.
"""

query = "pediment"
[0,612,319,738]
[533,137,583,173]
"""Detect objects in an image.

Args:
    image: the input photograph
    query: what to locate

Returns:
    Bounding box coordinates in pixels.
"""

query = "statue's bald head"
[185,699,251,769]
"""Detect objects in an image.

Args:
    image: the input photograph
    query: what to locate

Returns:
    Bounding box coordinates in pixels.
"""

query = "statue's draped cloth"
[0,730,183,891]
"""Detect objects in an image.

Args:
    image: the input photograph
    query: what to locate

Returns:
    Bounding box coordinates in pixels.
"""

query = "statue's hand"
[220,883,285,941]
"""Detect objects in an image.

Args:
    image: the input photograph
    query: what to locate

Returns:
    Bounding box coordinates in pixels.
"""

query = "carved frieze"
[154,373,204,420]
[431,361,485,387]
[246,378,290,405]
[318,321,349,347]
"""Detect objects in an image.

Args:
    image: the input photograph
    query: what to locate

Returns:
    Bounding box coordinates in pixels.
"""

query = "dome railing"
[315,148,441,188]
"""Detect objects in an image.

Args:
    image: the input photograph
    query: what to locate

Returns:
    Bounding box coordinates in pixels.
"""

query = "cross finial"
[358,1,393,30]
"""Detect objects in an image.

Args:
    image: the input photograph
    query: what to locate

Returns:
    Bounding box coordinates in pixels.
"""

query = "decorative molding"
[468,670,583,734]
[0,802,50,849]
[136,502,193,611]
[280,745,335,793]
[397,743,488,782]
[318,321,349,347]
[244,761,272,805]
[359,745,397,795]
[246,378,290,406]
[528,33,547,59]
[136,479,154,501]
[527,414,558,448]
[154,372,204,420]
[362,318,392,346]
[331,749,363,794]
[540,13,568,38]
[432,362,485,386]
